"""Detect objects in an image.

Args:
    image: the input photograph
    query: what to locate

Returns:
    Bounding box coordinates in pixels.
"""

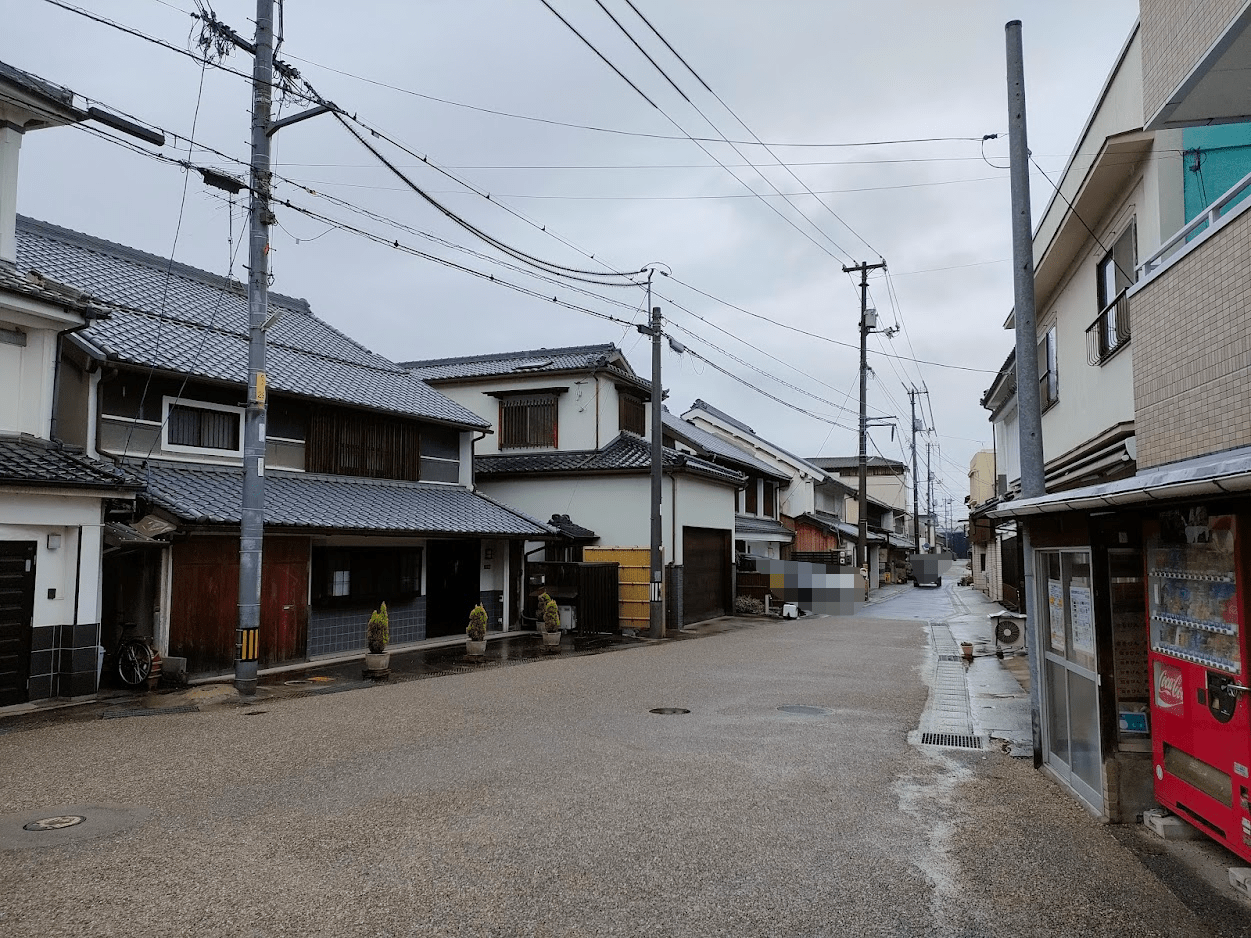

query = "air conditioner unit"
[993,612,1026,649]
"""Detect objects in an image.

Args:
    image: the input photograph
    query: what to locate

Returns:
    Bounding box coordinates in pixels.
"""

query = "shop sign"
[1154,661,1185,713]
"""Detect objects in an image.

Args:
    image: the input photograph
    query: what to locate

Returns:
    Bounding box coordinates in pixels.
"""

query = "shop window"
[619,393,646,437]
[500,394,558,449]
[163,398,243,455]
[313,547,422,606]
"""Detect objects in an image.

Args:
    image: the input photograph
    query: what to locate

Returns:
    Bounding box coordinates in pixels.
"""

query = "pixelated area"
[910,553,943,586]
[752,558,857,616]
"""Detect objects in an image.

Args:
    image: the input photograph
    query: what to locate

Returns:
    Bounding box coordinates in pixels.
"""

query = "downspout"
[470,430,488,491]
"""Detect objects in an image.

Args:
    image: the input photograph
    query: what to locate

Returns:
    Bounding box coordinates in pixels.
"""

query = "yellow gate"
[583,547,650,632]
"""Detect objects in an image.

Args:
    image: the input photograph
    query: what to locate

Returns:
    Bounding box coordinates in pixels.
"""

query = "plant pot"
[960,642,974,662]
[466,639,487,656]
[363,651,390,678]
[541,630,561,647]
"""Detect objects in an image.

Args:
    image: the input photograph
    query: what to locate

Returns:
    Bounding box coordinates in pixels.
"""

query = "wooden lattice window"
[619,393,646,437]
[499,394,558,449]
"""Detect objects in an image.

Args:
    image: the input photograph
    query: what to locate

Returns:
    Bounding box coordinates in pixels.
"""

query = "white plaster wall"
[0,491,105,627]
[0,325,55,438]
[480,473,734,566]
[994,404,1021,488]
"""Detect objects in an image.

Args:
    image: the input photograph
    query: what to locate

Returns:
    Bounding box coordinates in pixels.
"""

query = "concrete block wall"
[1130,209,1251,467]
[1141,0,1246,123]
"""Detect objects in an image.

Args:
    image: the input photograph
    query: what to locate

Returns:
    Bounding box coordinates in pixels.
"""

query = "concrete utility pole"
[844,260,887,569]
[636,272,665,639]
[1006,19,1047,766]
[236,0,276,695]
[926,438,933,550]
[909,387,921,554]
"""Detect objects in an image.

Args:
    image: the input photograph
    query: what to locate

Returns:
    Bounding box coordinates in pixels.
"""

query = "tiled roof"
[141,462,552,536]
[0,437,141,490]
[474,433,745,486]
[796,511,887,544]
[0,263,108,315]
[808,456,907,472]
[733,514,795,539]
[684,400,832,483]
[548,513,597,540]
[15,217,487,429]
[404,344,625,382]
[662,410,788,480]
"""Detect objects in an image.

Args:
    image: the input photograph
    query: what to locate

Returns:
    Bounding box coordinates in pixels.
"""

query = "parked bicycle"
[106,622,153,688]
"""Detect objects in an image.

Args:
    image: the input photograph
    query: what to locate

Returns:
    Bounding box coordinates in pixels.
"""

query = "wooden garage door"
[682,527,731,625]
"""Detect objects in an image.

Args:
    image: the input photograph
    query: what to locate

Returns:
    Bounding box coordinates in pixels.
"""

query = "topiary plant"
[467,604,488,642]
[367,602,389,653]
[542,597,561,634]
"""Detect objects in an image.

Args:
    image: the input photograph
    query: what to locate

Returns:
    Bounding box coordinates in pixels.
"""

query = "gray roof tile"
[733,514,795,539]
[142,462,551,536]
[475,433,744,485]
[0,438,141,490]
[404,344,619,381]
[15,217,487,429]
[663,411,788,480]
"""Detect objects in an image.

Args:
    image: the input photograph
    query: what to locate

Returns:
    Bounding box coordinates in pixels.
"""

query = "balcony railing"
[1139,166,1251,280]
[1085,290,1131,365]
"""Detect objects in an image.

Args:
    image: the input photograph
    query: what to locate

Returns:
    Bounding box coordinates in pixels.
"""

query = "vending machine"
[1146,508,1251,861]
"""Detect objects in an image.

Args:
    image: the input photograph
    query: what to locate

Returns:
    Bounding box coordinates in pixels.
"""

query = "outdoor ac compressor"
[992,612,1027,650]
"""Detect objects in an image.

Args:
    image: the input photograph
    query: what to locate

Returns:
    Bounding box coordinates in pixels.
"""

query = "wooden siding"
[682,527,731,624]
[584,546,649,632]
[499,395,558,449]
[308,408,422,480]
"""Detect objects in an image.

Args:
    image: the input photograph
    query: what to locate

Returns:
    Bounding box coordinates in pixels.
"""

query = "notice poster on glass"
[1070,585,1095,656]
[1048,579,1065,650]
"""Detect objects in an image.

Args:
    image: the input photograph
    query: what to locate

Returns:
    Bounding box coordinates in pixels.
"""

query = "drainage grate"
[920,732,983,750]
[938,654,962,662]
[101,704,199,720]
[778,705,830,716]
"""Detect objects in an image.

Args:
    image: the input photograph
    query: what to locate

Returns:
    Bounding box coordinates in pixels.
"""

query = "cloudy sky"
[6,0,1140,520]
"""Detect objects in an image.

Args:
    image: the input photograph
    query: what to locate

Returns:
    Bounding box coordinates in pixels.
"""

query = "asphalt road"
[0,590,1231,937]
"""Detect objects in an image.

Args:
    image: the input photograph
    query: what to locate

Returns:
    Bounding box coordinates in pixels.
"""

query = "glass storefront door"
[1040,550,1104,812]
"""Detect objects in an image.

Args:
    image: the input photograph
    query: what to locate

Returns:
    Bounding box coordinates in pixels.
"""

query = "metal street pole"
[843,260,887,571]
[1007,19,1047,766]
[236,0,275,695]
[647,290,665,639]
[909,388,920,554]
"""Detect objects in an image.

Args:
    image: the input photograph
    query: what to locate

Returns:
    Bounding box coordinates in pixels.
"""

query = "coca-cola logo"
[1155,663,1185,711]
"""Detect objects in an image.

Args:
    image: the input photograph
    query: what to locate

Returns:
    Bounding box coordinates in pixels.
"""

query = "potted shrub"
[363,602,390,677]
[541,594,562,648]
[466,603,488,656]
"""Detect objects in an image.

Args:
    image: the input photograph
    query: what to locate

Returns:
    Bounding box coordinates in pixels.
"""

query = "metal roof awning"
[986,446,1251,518]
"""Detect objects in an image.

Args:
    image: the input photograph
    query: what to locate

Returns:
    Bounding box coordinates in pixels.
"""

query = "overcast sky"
[5,0,1140,520]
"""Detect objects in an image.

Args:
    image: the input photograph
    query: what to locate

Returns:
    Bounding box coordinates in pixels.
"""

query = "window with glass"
[164,398,243,454]
[313,547,422,606]
[1090,220,1136,362]
[1038,327,1058,411]
[619,393,646,437]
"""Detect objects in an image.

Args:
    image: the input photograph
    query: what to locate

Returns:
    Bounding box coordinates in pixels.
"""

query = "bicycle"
[106,622,154,688]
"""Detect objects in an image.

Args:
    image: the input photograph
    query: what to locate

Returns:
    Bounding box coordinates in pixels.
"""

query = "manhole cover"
[778,705,830,716]
[243,709,268,716]
[283,679,311,686]
[649,708,690,715]
[23,815,85,831]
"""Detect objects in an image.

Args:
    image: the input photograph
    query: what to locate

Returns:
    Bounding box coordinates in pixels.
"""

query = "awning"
[986,445,1251,518]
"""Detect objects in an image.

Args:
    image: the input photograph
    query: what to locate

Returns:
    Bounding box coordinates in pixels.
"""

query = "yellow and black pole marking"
[238,627,260,663]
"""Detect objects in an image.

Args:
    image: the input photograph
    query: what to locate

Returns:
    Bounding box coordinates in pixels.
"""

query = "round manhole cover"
[243,709,268,716]
[649,708,690,715]
[283,679,310,686]
[24,815,86,831]
[778,705,830,716]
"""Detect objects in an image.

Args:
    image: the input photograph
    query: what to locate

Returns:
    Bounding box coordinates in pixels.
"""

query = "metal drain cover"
[920,732,983,750]
[243,709,268,716]
[283,679,311,686]
[649,707,690,715]
[779,705,830,716]
[23,815,85,832]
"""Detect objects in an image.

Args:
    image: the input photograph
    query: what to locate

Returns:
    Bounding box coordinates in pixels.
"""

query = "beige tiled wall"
[1130,210,1251,467]
[1142,0,1246,122]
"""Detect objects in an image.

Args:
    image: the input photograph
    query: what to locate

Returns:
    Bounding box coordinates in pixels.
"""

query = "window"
[420,425,461,484]
[308,407,457,482]
[745,478,758,514]
[763,481,776,519]
[313,547,422,606]
[619,393,646,437]
[1089,220,1136,362]
[1038,327,1058,411]
[163,398,243,455]
[500,394,558,449]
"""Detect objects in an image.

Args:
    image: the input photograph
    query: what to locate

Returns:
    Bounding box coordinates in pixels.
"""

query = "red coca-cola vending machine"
[1147,507,1251,861]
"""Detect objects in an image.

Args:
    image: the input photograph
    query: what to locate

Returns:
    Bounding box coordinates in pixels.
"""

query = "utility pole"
[1007,19,1047,766]
[236,0,276,695]
[925,438,933,551]
[843,259,887,572]
[909,387,921,554]
[636,271,665,640]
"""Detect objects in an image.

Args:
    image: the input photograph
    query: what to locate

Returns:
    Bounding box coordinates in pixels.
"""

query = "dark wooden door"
[682,527,731,625]
[260,537,310,666]
[426,539,481,637]
[0,542,36,706]
[170,537,238,674]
